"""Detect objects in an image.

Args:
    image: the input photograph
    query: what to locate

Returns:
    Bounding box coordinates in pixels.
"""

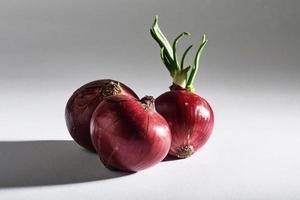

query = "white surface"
[0,0,299,199]
[1,87,299,200]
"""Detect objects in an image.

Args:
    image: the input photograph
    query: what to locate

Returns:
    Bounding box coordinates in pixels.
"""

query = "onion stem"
[172,32,190,70]
[150,16,207,92]
[186,35,207,92]
[180,45,193,70]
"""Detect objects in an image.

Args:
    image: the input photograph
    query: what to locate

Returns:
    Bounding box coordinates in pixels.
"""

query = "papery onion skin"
[156,85,214,158]
[65,79,138,152]
[90,95,171,172]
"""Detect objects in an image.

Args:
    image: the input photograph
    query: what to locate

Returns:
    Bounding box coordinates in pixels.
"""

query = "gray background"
[0,0,299,199]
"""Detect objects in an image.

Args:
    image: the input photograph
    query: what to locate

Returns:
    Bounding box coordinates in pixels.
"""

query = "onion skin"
[156,85,214,158]
[65,79,138,152]
[90,95,171,172]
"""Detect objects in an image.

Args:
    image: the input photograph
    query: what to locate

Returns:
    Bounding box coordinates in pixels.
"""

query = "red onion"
[150,16,214,158]
[65,79,138,152]
[90,95,171,172]
[156,85,214,158]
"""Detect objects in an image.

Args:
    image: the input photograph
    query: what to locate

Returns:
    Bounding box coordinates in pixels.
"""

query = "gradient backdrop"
[0,0,299,199]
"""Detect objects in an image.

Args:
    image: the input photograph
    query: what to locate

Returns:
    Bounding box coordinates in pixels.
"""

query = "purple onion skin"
[90,95,171,172]
[65,79,138,152]
[155,86,214,158]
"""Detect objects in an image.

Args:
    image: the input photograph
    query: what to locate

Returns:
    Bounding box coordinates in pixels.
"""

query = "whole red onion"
[156,85,214,158]
[151,16,214,158]
[90,95,171,172]
[65,79,138,152]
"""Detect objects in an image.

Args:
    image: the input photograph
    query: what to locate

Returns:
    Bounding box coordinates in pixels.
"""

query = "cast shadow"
[0,140,129,188]
[163,155,179,162]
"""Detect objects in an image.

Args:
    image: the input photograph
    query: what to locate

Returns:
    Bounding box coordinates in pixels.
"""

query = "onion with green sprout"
[151,16,214,158]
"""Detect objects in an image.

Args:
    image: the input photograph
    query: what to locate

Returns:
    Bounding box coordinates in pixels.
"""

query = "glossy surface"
[65,79,138,152]
[90,95,171,172]
[156,88,214,158]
